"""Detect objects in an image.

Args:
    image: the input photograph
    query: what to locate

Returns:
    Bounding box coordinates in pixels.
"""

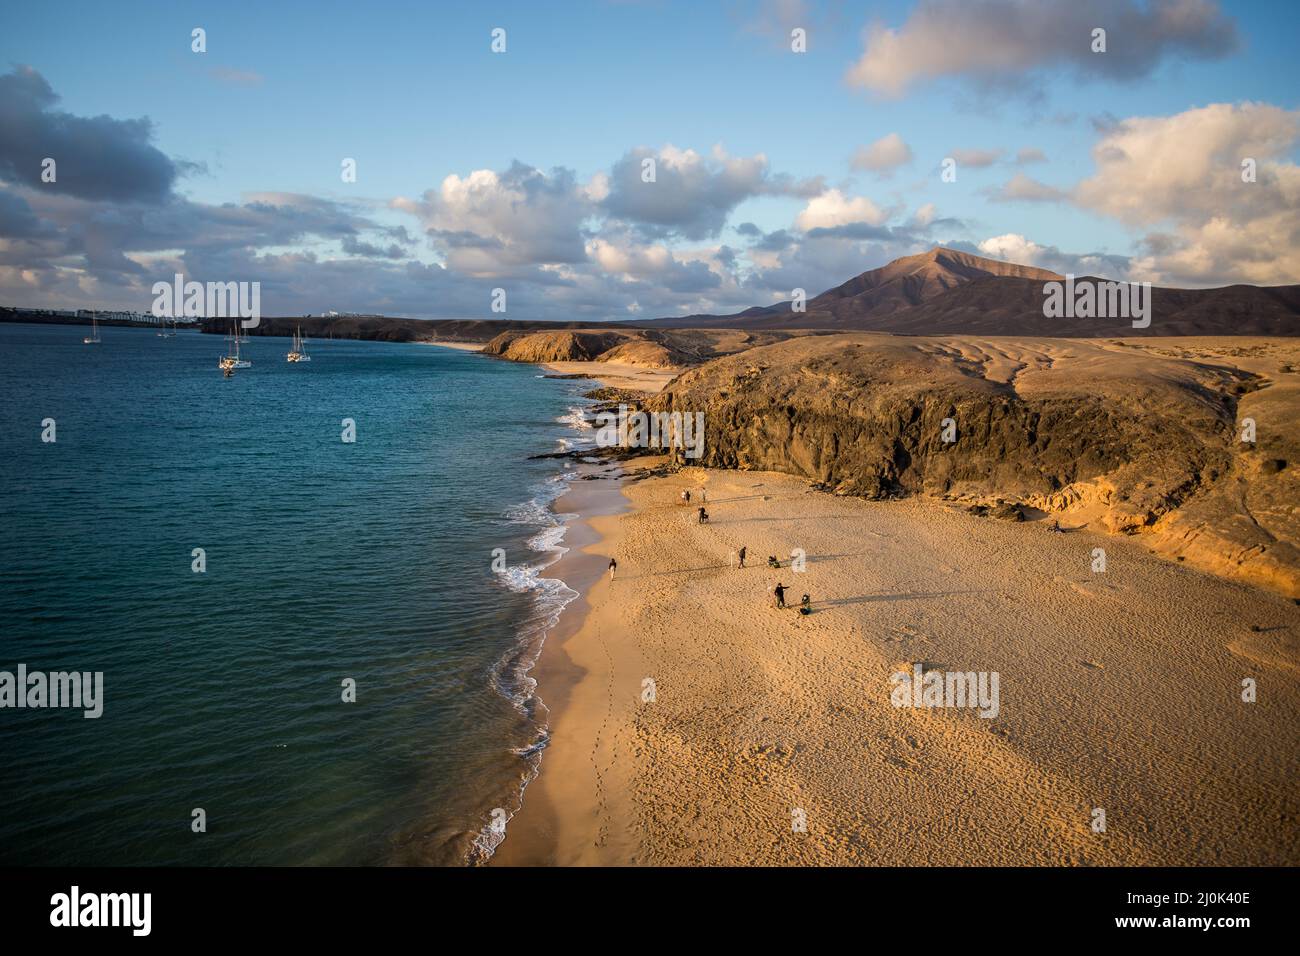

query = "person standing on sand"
[684,489,691,505]
[700,488,707,503]
[608,558,617,580]
[774,582,787,609]
[738,546,746,568]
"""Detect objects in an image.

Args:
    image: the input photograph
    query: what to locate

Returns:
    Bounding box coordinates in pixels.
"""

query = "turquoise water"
[0,323,593,865]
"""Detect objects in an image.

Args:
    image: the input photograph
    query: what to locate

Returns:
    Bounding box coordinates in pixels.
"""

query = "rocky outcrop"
[484,329,634,363]
[483,327,811,368]
[647,333,1300,597]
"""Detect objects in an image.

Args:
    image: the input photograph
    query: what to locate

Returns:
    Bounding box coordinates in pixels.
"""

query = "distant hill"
[643,247,1300,336]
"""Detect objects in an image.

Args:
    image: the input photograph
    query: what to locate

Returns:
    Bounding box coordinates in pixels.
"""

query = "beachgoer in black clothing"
[697,507,709,524]
[608,558,617,580]
[774,582,787,609]
[799,594,811,615]
[684,490,691,504]
[738,546,746,568]
[767,555,780,570]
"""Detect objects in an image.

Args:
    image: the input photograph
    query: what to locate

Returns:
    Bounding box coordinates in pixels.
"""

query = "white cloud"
[976,233,1128,277]
[988,171,1068,202]
[851,132,913,175]
[846,0,1238,98]
[392,163,593,275]
[795,189,889,231]
[950,148,1002,169]
[602,143,821,240]
[1075,102,1300,285]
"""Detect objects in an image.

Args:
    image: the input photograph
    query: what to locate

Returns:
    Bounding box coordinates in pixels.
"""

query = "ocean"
[0,322,596,865]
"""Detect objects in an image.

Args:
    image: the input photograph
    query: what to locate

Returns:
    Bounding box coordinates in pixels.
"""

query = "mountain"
[644,247,1061,330]
[865,274,1300,337]
[643,246,1300,336]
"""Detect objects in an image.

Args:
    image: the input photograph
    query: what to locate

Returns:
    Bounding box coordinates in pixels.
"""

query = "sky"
[1,0,1297,320]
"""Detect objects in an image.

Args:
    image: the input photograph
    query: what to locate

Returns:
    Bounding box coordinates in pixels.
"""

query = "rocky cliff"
[647,333,1300,596]
[482,327,810,367]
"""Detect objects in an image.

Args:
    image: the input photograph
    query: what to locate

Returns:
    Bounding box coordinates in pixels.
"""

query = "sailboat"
[83,313,100,345]
[218,323,251,371]
[286,325,311,363]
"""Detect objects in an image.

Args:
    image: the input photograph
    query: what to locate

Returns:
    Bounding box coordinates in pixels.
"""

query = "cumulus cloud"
[988,171,1069,202]
[950,148,1002,169]
[846,0,1239,97]
[851,132,914,175]
[394,162,593,274]
[1074,102,1300,285]
[0,66,192,203]
[586,233,722,293]
[794,188,890,231]
[602,144,822,240]
[974,233,1130,277]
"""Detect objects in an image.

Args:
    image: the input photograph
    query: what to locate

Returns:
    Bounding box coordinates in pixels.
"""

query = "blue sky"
[1,0,1298,318]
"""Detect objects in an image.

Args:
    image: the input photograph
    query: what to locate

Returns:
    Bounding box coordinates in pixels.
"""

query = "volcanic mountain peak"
[816,246,1063,304]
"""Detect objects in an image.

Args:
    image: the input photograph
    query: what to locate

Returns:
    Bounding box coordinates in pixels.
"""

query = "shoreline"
[490,359,673,865]
[488,462,635,865]
[483,358,652,865]
[496,460,1300,866]
[421,340,485,352]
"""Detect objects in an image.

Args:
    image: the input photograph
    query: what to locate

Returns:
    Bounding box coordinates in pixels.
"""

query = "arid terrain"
[646,334,1300,598]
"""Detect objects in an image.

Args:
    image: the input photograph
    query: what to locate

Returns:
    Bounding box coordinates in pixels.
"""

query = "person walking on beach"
[773,582,788,609]
[700,488,707,503]
[608,557,617,580]
[697,506,709,525]
[738,546,746,568]
[684,489,691,504]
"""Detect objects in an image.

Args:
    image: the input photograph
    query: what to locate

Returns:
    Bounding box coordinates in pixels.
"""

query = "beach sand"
[497,462,1300,866]
[541,360,680,393]
[422,340,484,352]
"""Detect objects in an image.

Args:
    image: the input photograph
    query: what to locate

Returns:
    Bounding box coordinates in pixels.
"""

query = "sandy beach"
[498,459,1300,866]
[541,360,680,393]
